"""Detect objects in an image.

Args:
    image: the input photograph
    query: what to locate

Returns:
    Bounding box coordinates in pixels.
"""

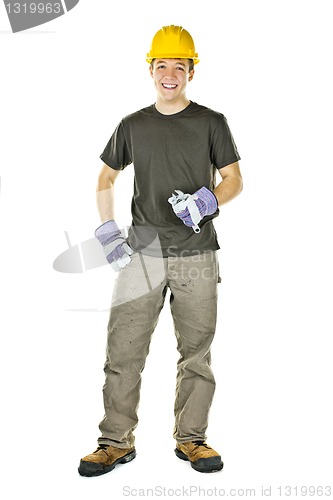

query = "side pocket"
[216,252,222,284]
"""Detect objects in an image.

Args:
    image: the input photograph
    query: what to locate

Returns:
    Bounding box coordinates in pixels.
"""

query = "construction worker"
[78,25,242,476]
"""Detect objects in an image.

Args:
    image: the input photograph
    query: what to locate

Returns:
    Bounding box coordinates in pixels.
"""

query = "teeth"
[162,84,177,89]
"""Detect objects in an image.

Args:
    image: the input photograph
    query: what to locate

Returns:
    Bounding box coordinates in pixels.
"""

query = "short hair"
[150,59,194,72]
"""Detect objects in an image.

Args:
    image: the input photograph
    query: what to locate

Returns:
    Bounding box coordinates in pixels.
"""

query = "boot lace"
[192,440,210,450]
[95,444,110,455]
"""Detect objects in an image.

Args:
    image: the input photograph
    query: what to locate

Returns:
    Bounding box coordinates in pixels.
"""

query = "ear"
[188,69,195,82]
[149,65,153,78]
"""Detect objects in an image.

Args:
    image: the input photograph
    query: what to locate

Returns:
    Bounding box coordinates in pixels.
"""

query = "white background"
[1,0,332,498]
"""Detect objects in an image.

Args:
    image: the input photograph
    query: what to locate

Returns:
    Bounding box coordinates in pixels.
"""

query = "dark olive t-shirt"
[100,101,241,257]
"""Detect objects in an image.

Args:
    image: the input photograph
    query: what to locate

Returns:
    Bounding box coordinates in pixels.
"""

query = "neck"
[154,96,191,115]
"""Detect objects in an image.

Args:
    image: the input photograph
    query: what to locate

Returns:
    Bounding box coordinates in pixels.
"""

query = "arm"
[96,163,121,222]
[168,161,243,232]
[213,161,243,206]
[95,164,133,271]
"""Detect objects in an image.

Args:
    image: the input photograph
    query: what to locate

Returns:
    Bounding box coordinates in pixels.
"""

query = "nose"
[164,67,176,79]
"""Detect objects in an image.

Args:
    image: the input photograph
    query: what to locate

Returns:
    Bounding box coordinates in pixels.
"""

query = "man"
[78,25,242,477]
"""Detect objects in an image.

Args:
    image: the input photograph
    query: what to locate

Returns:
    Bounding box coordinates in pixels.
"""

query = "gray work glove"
[168,186,218,233]
[95,220,134,272]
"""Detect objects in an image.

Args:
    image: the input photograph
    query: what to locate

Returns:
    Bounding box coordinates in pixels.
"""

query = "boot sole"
[175,448,223,473]
[78,449,136,477]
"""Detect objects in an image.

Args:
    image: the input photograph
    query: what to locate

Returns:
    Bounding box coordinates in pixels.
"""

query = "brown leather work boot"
[175,440,223,473]
[78,444,136,477]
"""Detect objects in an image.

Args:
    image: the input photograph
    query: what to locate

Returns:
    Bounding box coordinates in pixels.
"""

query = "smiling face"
[150,58,194,113]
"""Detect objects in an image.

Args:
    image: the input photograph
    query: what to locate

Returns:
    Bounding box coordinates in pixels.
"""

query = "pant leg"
[98,252,167,448]
[168,251,220,443]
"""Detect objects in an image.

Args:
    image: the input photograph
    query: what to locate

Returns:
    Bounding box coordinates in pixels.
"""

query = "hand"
[168,186,218,233]
[95,220,134,272]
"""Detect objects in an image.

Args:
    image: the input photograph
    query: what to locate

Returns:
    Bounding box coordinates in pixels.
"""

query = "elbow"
[97,164,116,191]
[238,176,243,195]
[96,176,114,192]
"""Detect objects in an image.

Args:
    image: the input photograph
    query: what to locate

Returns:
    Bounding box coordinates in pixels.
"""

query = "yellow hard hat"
[146,25,199,64]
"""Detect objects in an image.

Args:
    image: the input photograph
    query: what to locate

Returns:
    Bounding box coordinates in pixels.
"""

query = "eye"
[176,66,185,71]
[157,65,166,69]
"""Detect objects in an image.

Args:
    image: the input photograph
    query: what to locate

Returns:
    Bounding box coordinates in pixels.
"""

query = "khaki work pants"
[98,250,220,448]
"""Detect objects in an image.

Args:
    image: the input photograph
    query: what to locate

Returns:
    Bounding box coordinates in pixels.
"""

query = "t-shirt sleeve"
[210,114,241,169]
[99,120,132,170]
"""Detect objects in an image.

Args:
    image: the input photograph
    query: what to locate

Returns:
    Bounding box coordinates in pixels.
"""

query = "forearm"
[213,175,243,206]
[96,179,115,223]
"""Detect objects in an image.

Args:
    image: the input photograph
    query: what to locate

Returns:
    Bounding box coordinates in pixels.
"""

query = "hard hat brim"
[146,54,199,64]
